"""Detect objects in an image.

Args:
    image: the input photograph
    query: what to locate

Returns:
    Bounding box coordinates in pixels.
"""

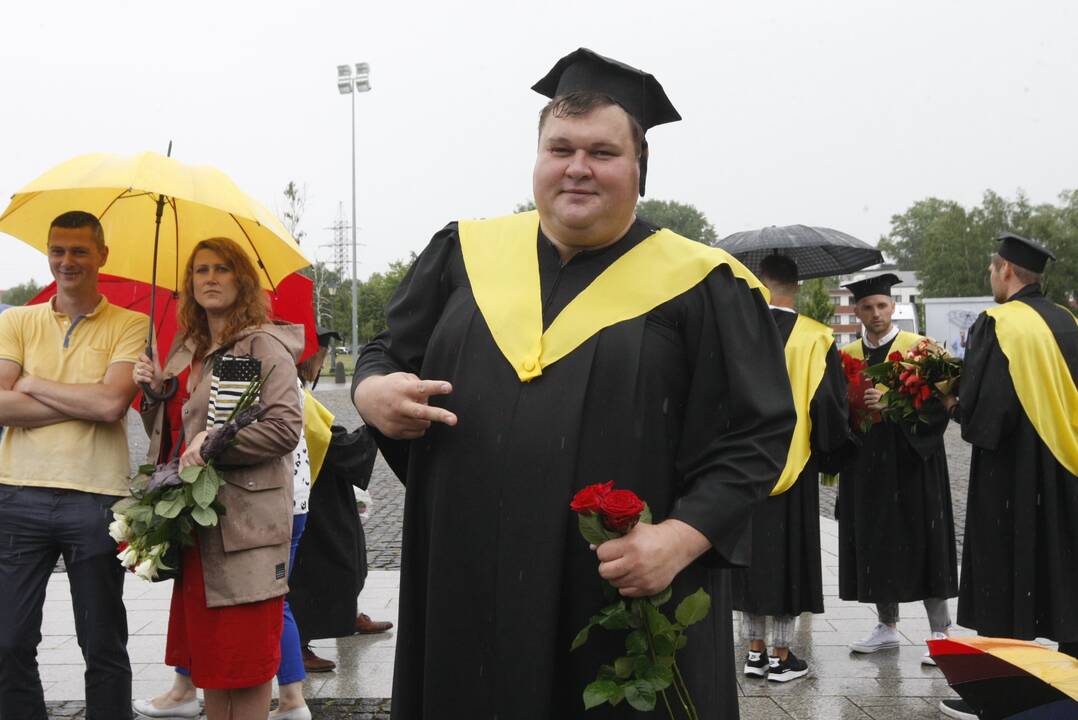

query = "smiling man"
[837,274,958,664]
[351,49,795,718]
[0,211,147,720]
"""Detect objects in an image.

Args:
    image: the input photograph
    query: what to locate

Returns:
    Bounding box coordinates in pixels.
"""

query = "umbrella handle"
[140,377,178,403]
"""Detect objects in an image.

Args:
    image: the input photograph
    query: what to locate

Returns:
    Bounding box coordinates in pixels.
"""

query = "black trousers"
[0,486,132,720]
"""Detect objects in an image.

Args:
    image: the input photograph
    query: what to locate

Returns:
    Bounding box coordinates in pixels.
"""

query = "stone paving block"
[738,696,793,719]
[774,696,873,719]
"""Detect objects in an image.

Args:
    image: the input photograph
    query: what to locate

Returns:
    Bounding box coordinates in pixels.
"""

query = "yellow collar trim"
[841,330,921,361]
[772,315,834,495]
[986,301,1078,476]
[458,211,767,382]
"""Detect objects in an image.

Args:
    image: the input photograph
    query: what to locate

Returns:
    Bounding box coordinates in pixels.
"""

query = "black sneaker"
[938,698,978,719]
[767,652,809,682]
[743,650,768,677]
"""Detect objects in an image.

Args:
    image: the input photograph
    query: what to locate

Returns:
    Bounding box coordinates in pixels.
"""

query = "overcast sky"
[1,0,1075,290]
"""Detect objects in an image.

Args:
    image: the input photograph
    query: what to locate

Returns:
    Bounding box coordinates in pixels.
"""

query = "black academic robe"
[289,425,378,641]
[837,334,958,603]
[731,309,850,617]
[354,218,795,720]
[957,284,1078,643]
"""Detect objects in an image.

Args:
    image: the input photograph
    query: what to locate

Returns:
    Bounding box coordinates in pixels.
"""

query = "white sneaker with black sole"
[849,623,902,653]
[743,650,769,677]
[922,631,949,666]
[938,697,978,719]
[767,652,809,682]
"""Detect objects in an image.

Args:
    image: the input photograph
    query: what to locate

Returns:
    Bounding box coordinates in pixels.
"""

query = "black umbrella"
[717,225,883,280]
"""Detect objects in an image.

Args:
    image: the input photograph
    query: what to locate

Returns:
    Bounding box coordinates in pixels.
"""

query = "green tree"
[797,278,835,325]
[356,257,414,342]
[636,199,717,244]
[514,199,536,213]
[1,280,43,306]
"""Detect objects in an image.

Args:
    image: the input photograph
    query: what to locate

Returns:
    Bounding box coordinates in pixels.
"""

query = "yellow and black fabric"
[958,284,1078,644]
[353,213,795,719]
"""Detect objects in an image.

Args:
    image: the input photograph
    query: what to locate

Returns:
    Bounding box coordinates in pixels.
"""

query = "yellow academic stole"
[772,315,834,495]
[457,210,767,382]
[986,301,1078,476]
[302,388,335,483]
[840,330,922,361]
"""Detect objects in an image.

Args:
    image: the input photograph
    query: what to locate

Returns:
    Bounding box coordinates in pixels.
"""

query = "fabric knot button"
[247,481,255,487]
[523,360,536,372]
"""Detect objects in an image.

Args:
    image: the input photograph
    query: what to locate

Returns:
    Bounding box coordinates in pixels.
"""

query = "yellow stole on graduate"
[840,329,922,361]
[457,210,767,382]
[986,301,1078,476]
[302,388,335,484]
[772,315,834,496]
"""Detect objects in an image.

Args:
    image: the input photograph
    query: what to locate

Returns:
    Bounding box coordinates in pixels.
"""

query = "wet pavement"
[37,384,1007,718]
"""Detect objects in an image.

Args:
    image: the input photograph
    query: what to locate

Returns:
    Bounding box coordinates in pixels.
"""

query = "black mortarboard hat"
[996,233,1055,273]
[315,325,341,348]
[532,48,681,196]
[843,273,901,302]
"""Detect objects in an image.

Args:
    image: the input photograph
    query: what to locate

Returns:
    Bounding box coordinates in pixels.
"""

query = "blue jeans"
[175,513,307,685]
[0,486,132,720]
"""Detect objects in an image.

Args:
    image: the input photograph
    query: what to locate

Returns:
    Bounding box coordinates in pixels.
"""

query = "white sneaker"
[132,696,200,718]
[849,623,902,653]
[922,631,948,666]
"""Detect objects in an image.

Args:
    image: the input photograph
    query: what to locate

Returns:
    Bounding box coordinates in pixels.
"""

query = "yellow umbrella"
[0,150,310,292]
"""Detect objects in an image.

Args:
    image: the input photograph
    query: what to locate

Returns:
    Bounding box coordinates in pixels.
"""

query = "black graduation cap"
[532,48,681,195]
[315,325,341,347]
[996,233,1056,274]
[843,273,901,302]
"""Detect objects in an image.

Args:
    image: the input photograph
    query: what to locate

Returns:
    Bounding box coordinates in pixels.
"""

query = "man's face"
[532,104,640,246]
[854,295,895,336]
[48,226,107,294]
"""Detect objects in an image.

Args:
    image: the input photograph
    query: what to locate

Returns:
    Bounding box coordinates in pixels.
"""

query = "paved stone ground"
[43,384,990,719]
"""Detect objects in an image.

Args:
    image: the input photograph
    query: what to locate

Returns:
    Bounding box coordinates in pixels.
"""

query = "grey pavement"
[38,383,995,718]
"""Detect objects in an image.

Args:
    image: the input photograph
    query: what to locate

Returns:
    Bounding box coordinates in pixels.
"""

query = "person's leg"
[204,682,273,720]
[923,597,952,635]
[273,514,308,715]
[61,492,132,720]
[743,612,767,653]
[876,602,899,628]
[769,615,796,660]
[132,670,197,714]
[0,487,60,720]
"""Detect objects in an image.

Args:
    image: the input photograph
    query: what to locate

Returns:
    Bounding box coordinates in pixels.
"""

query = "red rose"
[570,481,614,515]
[888,351,904,362]
[599,489,646,533]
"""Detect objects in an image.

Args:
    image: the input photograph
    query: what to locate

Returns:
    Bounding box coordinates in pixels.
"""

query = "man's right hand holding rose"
[354,372,457,440]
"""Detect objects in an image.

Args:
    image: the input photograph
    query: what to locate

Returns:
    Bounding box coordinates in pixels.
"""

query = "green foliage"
[637,199,718,245]
[798,278,836,324]
[356,258,414,342]
[880,190,1078,308]
[1,279,43,306]
[514,199,536,213]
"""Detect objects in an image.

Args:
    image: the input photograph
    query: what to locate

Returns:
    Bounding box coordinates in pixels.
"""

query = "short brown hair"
[178,237,269,357]
[50,210,105,250]
[991,253,1043,286]
[537,91,644,156]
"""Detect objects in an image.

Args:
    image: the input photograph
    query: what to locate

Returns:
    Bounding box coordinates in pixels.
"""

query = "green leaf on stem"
[652,634,675,659]
[123,504,154,523]
[641,664,674,691]
[578,513,612,546]
[624,680,657,712]
[570,624,592,652]
[190,505,218,527]
[597,664,617,682]
[674,587,711,627]
[154,494,185,519]
[639,503,653,526]
[179,465,204,485]
[583,680,619,710]
[648,585,672,607]
[598,602,631,630]
[138,464,157,476]
[644,602,674,636]
[625,630,648,655]
[614,656,634,679]
[676,634,688,650]
[191,472,217,509]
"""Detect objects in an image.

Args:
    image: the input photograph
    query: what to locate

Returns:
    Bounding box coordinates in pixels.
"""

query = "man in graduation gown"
[731,254,850,683]
[837,274,958,659]
[950,235,1078,654]
[351,48,796,719]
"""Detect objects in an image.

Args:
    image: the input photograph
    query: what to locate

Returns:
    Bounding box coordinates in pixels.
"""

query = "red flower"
[599,489,647,533]
[570,481,614,515]
[888,351,904,362]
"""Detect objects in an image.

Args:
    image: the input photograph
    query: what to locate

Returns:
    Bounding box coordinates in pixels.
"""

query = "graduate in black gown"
[950,235,1078,657]
[730,254,850,683]
[837,274,958,660]
[352,48,795,719]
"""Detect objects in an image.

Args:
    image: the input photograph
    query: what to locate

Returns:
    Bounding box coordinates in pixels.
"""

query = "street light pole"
[337,62,371,359]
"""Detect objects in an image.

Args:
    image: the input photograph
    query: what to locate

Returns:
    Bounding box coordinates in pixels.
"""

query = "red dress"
[161,368,284,689]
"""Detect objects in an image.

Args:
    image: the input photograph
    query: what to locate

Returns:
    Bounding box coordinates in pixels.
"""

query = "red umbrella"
[29,272,319,363]
[929,636,1078,719]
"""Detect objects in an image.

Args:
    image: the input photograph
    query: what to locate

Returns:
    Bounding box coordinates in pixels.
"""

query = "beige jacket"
[142,323,304,607]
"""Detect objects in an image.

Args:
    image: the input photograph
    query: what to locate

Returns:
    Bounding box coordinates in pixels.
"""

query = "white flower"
[134,558,157,581]
[116,545,139,568]
[148,542,166,559]
[108,514,130,543]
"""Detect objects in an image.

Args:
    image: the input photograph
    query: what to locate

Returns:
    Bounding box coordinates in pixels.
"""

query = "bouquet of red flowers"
[840,351,881,432]
[862,338,962,426]
[569,482,709,720]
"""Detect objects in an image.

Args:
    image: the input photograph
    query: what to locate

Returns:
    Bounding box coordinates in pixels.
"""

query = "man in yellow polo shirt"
[0,211,147,720]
